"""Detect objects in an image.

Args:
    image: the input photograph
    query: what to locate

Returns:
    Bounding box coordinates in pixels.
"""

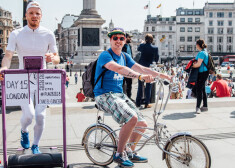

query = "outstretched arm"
[131,63,171,81]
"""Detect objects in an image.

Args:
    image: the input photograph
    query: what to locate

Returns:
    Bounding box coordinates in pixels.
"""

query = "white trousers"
[20,74,47,145]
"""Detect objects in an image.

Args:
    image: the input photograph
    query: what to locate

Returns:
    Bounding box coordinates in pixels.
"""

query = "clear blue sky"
[1,0,234,32]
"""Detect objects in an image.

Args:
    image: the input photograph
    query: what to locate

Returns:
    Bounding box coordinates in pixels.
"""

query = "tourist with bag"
[192,39,209,114]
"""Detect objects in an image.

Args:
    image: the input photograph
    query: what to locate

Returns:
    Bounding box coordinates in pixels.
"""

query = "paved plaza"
[0,70,235,168]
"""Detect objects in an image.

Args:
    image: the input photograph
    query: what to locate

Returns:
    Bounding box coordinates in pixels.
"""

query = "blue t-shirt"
[94,49,135,97]
[195,49,209,73]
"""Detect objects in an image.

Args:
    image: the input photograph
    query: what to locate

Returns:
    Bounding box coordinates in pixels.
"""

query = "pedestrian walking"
[136,34,159,108]
[192,39,209,114]
[66,75,70,88]
[122,33,134,100]
[0,1,60,154]
[74,72,78,84]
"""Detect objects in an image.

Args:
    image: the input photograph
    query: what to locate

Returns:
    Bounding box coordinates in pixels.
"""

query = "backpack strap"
[94,49,115,88]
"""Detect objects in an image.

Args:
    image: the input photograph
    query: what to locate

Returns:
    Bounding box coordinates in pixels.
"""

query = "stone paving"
[0,69,235,168]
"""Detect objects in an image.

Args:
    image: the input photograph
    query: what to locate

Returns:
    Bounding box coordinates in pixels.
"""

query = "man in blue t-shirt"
[94,28,171,167]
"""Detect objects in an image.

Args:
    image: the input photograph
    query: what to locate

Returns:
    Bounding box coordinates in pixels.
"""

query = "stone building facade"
[0,7,13,53]
[204,2,235,56]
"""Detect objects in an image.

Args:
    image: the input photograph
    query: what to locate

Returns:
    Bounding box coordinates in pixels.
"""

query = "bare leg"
[129,121,148,151]
[117,116,138,153]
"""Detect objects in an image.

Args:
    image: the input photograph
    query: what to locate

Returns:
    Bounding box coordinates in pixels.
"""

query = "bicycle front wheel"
[83,125,117,166]
[165,135,211,168]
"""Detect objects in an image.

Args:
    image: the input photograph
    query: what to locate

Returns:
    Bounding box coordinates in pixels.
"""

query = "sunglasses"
[112,36,125,41]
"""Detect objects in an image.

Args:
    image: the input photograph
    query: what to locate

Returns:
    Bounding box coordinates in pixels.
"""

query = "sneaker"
[196,107,200,114]
[200,107,208,112]
[113,154,134,168]
[128,153,148,163]
[21,130,30,149]
[31,145,41,154]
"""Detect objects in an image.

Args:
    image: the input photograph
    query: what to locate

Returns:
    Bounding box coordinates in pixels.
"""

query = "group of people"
[0,1,232,168]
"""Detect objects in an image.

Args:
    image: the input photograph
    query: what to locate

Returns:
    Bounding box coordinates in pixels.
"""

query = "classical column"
[83,0,96,10]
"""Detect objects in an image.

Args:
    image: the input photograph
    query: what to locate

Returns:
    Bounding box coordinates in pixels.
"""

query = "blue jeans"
[136,80,152,106]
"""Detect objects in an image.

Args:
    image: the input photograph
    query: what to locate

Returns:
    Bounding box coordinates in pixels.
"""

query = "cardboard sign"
[38,73,62,104]
[5,74,29,106]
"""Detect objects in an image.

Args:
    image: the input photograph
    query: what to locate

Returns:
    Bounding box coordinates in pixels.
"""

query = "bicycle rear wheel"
[165,135,211,168]
[83,125,117,166]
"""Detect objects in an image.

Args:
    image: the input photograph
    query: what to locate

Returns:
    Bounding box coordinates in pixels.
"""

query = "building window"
[187,45,193,51]
[0,38,2,43]
[169,26,172,31]
[217,12,224,18]
[217,37,223,43]
[180,11,185,15]
[104,39,106,43]
[187,36,192,42]
[217,21,224,26]
[195,18,200,22]
[208,36,213,43]
[227,45,232,52]
[227,37,233,43]
[180,27,185,32]
[218,28,223,34]
[0,30,3,34]
[187,11,193,15]
[169,35,172,39]
[229,12,232,18]
[180,45,185,51]
[0,11,2,16]
[188,27,192,32]
[169,52,172,56]
[195,27,200,32]
[195,11,200,15]
[217,45,223,52]
[188,18,193,23]
[195,36,200,41]
[209,12,213,18]
[146,27,149,31]
[180,18,185,22]
[104,46,107,50]
[228,21,232,26]
[153,35,155,39]
[208,28,214,34]
[180,37,185,42]
[152,26,155,31]
[227,28,233,34]
[0,22,3,26]
[209,21,213,26]
[208,45,213,52]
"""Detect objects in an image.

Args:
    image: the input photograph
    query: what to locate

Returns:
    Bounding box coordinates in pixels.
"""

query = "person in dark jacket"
[136,34,159,108]
[122,33,133,100]
[192,39,209,114]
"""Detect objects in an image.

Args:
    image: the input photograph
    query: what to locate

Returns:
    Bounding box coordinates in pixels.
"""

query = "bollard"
[70,69,72,76]
[80,69,82,76]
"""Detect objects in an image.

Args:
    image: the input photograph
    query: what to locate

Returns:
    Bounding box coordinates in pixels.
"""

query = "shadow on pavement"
[82,106,96,109]
[162,112,196,120]
[231,111,235,118]
[68,163,111,168]
[0,106,21,114]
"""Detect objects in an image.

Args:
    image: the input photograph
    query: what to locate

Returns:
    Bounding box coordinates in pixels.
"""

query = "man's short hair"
[125,33,133,38]
[216,74,222,80]
[145,34,153,43]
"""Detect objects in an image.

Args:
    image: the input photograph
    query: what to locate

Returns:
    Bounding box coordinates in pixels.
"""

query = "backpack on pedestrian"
[82,50,126,98]
[203,52,215,74]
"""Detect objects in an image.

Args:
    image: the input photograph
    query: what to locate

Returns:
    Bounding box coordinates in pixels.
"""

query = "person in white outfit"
[0,1,60,154]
